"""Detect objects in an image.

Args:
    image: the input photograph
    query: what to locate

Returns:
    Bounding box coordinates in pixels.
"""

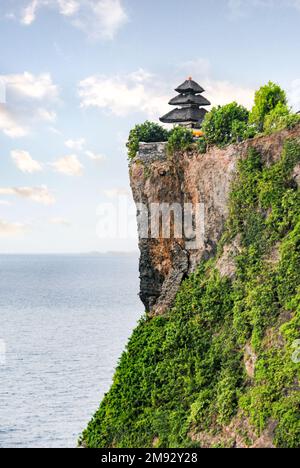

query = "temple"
[160,77,211,129]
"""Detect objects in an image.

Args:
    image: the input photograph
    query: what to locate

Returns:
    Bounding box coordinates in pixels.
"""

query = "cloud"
[0,105,28,138]
[0,186,55,205]
[2,72,59,101]
[78,65,255,120]
[19,0,128,40]
[64,138,106,163]
[65,138,86,151]
[21,0,39,25]
[37,108,57,122]
[204,80,254,109]
[78,68,169,118]
[49,217,71,226]
[11,150,43,174]
[0,72,59,138]
[176,59,255,109]
[85,150,106,162]
[51,154,84,176]
[57,0,80,16]
[72,0,128,40]
[0,200,11,206]
[0,219,27,237]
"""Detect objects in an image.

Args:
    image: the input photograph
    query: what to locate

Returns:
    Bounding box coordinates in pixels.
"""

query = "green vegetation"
[167,126,194,154]
[82,139,300,449]
[200,82,300,150]
[264,103,300,135]
[202,102,249,147]
[196,136,207,154]
[250,81,288,132]
[127,121,169,160]
[126,123,196,160]
[126,83,300,160]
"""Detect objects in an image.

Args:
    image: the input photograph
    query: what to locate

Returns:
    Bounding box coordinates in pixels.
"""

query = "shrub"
[250,81,287,132]
[202,102,249,147]
[167,126,194,154]
[263,102,290,134]
[264,103,300,134]
[196,136,207,154]
[127,121,169,160]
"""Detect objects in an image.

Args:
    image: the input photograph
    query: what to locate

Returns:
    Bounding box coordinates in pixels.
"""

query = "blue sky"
[0,0,300,253]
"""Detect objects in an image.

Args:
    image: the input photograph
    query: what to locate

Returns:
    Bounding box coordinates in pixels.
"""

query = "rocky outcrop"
[130,125,300,315]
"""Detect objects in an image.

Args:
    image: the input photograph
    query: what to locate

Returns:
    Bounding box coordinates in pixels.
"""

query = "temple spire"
[160,77,211,129]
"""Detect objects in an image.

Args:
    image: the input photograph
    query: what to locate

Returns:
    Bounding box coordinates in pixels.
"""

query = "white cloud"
[51,154,84,176]
[0,186,55,205]
[0,105,28,138]
[49,217,71,226]
[21,0,39,25]
[78,69,169,118]
[57,0,80,16]
[78,65,255,120]
[0,72,59,138]
[65,138,86,151]
[49,126,63,135]
[2,72,59,101]
[0,219,27,237]
[11,150,43,174]
[64,138,106,163]
[85,150,106,162]
[0,200,11,206]
[176,59,255,109]
[37,108,57,122]
[19,0,127,40]
[73,0,128,40]
[204,80,254,109]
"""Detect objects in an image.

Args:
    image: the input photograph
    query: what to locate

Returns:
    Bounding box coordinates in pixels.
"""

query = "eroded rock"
[130,128,300,316]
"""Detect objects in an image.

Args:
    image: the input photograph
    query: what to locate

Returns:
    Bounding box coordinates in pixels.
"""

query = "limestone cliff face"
[130,125,300,316]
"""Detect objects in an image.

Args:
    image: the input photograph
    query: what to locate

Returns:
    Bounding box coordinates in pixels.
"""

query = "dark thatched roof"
[160,107,208,124]
[175,79,205,94]
[169,93,211,107]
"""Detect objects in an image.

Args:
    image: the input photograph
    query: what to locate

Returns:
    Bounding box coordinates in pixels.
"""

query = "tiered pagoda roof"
[160,78,211,127]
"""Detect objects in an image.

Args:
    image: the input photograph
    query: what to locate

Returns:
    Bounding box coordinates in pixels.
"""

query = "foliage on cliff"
[249,81,288,132]
[126,83,300,161]
[127,121,169,160]
[202,82,300,148]
[202,102,250,146]
[167,126,194,154]
[82,138,300,449]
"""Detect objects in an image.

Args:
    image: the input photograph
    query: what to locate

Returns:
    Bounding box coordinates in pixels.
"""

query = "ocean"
[0,254,143,448]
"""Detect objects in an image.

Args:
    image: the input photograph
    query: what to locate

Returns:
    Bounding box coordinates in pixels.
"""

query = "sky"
[0,0,300,253]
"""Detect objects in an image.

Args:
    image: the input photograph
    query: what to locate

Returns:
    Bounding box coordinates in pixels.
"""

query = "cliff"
[81,125,300,448]
[130,125,300,317]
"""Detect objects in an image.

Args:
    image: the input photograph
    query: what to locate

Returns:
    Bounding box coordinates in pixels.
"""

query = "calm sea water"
[0,254,143,448]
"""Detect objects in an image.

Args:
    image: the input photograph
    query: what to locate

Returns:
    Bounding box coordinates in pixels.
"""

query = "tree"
[127,121,169,160]
[249,81,287,132]
[202,102,249,147]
